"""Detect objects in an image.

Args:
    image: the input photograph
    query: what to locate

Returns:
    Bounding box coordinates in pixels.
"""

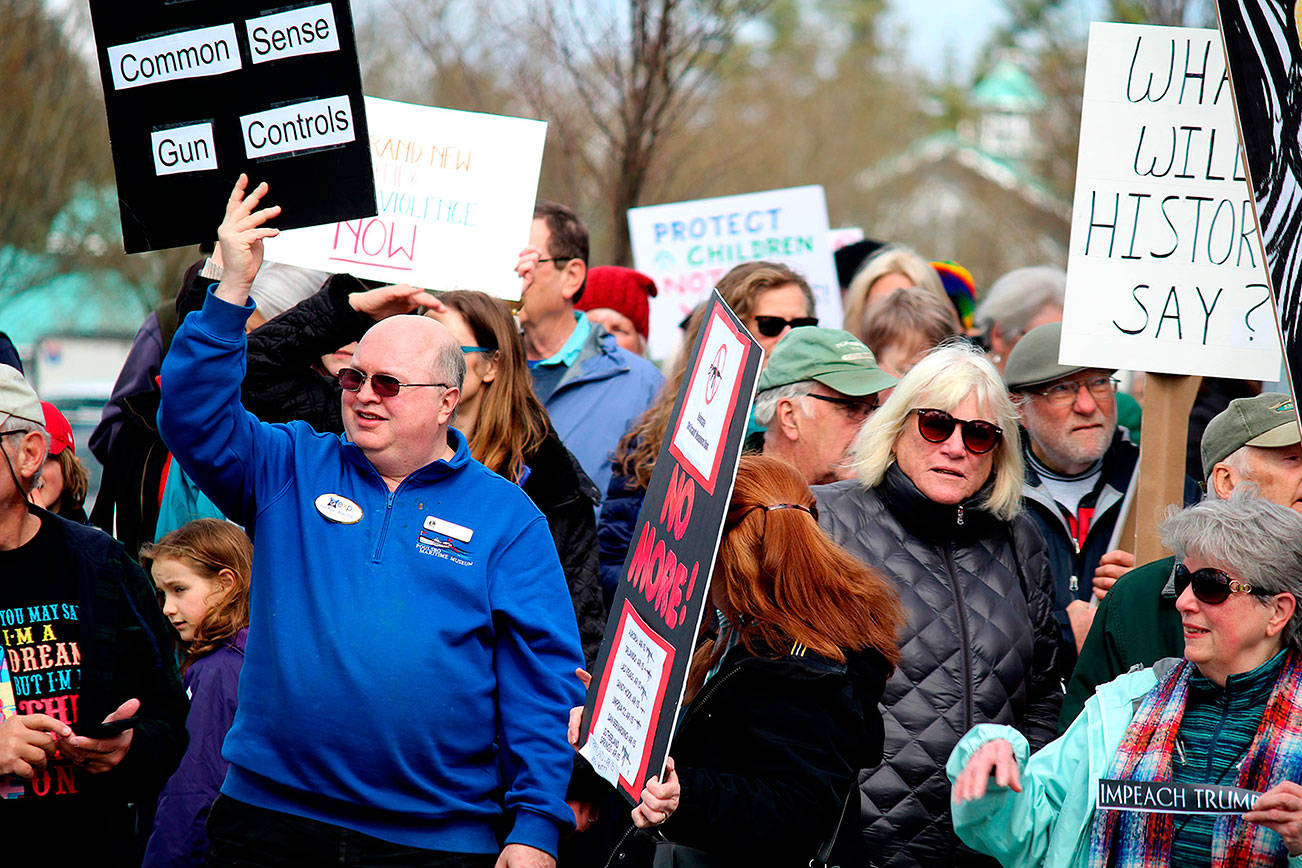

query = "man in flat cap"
[0,365,186,862]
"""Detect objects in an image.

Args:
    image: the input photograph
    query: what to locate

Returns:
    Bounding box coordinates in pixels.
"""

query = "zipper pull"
[1070,574,1079,592]
[956,505,964,526]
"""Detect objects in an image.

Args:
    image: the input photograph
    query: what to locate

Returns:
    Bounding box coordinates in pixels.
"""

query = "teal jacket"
[947,661,1302,868]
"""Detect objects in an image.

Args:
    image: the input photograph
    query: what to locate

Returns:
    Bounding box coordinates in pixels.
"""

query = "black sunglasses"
[806,393,880,421]
[913,408,1003,455]
[753,315,819,337]
[1173,562,1274,605]
[337,367,452,399]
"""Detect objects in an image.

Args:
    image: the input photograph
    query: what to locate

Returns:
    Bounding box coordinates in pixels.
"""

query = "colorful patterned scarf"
[1087,650,1302,868]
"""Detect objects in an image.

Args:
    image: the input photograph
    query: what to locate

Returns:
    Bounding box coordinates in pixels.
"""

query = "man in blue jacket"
[158,176,584,868]
[516,201,663,501]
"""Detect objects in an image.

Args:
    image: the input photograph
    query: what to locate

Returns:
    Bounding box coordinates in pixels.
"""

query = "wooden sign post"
[1125,374,1202,564]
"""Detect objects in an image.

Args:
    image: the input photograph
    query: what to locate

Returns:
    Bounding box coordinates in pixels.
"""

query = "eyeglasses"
[913,408,1003,455]
[806,393,880,422]
[1026,376,1120,406]
[752,315,819,338]
[1173,562,1274,605]
[536,257,574,267]
[336,368,452,399]
[461,346,495,355]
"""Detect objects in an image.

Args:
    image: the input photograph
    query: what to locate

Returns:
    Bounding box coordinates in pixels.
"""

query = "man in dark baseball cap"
[751,327,896,485]
[1062,392,1302,728]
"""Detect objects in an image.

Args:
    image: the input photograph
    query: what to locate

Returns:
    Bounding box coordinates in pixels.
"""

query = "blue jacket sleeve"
[142,651,241,868]
[486,514,585,857]
[158,290,298,526]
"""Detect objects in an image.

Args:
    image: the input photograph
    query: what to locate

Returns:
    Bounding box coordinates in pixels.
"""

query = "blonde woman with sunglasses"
[813,340,1061,868]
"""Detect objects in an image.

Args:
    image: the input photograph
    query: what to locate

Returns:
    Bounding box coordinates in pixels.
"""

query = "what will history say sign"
[89,0,376,253]
[1060,22,1282,381]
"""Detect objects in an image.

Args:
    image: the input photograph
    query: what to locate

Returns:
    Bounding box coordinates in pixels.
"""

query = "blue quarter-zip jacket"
[158,290,584,856]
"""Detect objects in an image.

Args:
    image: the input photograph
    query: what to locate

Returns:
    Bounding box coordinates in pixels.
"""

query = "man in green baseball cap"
[752,327,896,485]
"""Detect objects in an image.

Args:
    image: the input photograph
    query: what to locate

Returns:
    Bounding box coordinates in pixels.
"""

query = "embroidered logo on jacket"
[417,515,474,566]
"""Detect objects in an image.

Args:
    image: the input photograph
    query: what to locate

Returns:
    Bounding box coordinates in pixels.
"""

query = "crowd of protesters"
[3,173,1302,868]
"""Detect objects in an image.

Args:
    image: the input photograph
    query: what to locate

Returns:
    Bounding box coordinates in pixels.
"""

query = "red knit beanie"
[577,267,658,339]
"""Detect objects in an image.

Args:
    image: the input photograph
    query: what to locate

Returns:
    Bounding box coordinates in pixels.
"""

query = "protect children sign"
[577,292,762,802]
[264,97,547,299]
[1059,22,1282,381]
[89,0,376,253]
[628,186,844,360]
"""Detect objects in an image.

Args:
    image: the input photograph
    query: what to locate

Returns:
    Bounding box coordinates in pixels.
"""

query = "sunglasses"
[336,368,452,399]
[753,315,819,337]
[1173,562,1274,605]
[806,392,880,422]
[913,408,1003,455]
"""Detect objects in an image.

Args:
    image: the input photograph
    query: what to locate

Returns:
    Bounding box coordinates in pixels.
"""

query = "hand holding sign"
[216,174,281,305]
[631,756,680,829]
[1244,781,1302,856]
[952,738,1022,804]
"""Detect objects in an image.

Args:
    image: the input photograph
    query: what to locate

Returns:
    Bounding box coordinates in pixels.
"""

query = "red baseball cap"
[40,402,75,456]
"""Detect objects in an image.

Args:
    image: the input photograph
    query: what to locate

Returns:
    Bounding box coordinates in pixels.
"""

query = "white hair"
[848,340,1025,521]
[753,382,814,427]
[974,266,1066,338]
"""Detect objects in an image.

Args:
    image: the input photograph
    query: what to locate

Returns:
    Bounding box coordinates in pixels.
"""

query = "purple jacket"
[142,628,247,868]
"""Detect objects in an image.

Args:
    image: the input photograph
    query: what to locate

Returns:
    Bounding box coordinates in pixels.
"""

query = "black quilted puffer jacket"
[814,463,1061,868]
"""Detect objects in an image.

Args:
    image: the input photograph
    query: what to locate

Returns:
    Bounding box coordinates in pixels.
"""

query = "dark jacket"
[40,507,190,800]
[606,641,892,867]
[522,431,606,666]
[814,464,1061,868]
[1060,555,1182,730]
[88,387,169,555]
[143,628,247,868]
[1020,428,1197,673]
[242,272,367,434]
[240,278,606,660]
[596,466,644,605]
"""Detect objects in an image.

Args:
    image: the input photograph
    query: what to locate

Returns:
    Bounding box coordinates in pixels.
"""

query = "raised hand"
[215,174,282,306]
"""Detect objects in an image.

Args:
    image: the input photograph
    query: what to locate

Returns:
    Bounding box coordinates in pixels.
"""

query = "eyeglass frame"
[804,392,880,422]
[912,407,1004,455]
[1023,375,1120,406]
[461,346,496,355]
[752,315,819,337]
[1173,562,1276,605]
[336,367,453,399]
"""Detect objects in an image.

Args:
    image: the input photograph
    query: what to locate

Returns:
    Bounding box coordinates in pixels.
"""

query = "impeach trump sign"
[89,0,375,253]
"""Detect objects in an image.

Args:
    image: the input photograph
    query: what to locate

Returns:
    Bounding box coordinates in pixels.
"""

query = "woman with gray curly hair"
[815,341,1061,867]
[950,487,1302,867]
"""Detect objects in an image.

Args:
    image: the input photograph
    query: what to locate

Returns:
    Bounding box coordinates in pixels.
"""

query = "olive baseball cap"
[756,327,896,397]
[0,366,42,429]
[1200,392,1301,480]
[1003,322,1103,390]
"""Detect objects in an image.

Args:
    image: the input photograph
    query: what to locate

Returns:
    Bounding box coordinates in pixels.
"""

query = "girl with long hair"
[140,519,251,868]
[575,454,903,866]
[429,291,606,665]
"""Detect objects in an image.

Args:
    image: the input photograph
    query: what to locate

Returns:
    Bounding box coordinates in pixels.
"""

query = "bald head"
[343,315,466,487]
[358,315,465,389]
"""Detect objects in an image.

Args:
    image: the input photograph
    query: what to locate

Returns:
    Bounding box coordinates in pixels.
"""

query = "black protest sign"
[89,0,376,253]
[1098,779,1261,814]
[577,292,762,803]
[1216,0,1302,400]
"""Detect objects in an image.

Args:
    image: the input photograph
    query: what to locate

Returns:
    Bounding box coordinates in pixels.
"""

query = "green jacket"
[1059,556,1183,730]
[947,662,1302,868]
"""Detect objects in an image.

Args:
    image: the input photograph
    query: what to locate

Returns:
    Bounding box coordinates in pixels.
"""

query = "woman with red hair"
[575,454,903,866]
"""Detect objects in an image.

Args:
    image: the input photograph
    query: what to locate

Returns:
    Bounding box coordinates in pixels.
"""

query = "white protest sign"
[1060,22,1281,381]
[264,97,546,299]
[628,185,843,360]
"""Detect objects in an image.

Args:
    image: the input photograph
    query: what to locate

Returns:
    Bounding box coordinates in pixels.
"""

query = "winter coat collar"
[876,462,1001,543]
